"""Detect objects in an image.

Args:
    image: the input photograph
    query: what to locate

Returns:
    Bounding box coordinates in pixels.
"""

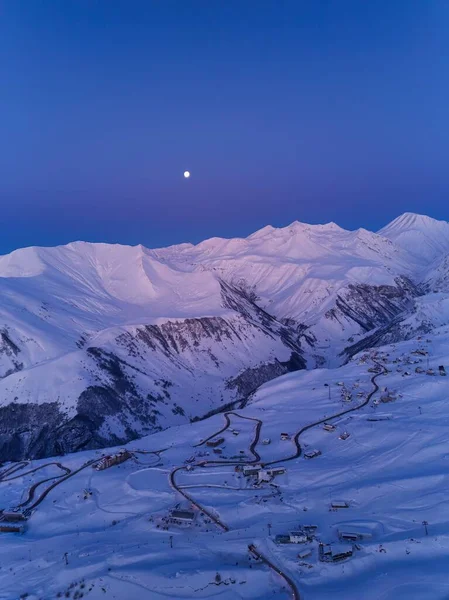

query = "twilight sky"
[1,1,448,254]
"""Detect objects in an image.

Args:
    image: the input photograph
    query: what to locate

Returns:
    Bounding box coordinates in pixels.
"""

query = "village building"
[213,448,222,454]
[415,366,424,373]
[338,529,371,541]
[262,438,271,445]
[289,532,308,544]
[439,365,447,376]
[380,392,396,403]
[206,437,225,448]
[330,500,349,509]
[302,525,317,536]
[95,449,132,471]
[426,369,435,376]
[267,467,285,476]
[0,511,27,522]
[0,524,25,534]
[330,544,353,562]
[323,423,336,432]
[280,433,290,441]
[298,549,312,559]
[304,449,321,459]
[169,509,195,524]
[257,470,272,483]
[243,464,262,476]
[339,431,350,440]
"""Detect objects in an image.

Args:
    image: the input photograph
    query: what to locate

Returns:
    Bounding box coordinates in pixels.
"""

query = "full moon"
[183,170,190,178]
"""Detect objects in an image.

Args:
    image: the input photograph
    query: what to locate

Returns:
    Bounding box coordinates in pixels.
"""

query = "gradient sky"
[1,1,448,254]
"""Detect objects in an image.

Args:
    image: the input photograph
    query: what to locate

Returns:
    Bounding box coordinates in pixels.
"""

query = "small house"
[304,449,321,459]
[262,438,271,445]
[170,509,195,524]
[338,531,360,542]
[330,544,353,562]
[267,467,285,476]
[330,500,349,510]
[426,369,435,376]
[289,532,308,544]
[298,549,312,559]
[439,365,447,376]
[339,431,350,440]
[0,524,25,534]
[206,437,225,448]
[1,511,27,522]
[323,423,336,432]
[280,433,290,441]
[243,464,262,476]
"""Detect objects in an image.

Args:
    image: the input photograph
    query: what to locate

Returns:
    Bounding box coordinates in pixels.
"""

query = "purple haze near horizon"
[1,1,448,254]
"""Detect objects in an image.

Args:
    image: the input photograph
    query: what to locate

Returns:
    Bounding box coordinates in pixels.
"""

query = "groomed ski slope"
[1,328,449,599]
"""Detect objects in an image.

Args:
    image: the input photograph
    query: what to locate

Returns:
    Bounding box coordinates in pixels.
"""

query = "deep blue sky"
[1,1,448,253]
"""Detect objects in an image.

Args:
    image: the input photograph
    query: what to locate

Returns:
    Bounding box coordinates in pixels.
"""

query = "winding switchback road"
[169,358,386,600]
[264,360,386,467]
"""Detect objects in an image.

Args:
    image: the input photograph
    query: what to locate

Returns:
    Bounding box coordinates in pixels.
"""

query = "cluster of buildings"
[275,524,317,546]
[95,449,132,471]
[241,464,286,483]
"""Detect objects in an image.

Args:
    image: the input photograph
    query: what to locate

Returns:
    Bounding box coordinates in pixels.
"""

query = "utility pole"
[169,535,173,549]
[63,552,69,566]
[422,521,429,536]
[267,523,272,536]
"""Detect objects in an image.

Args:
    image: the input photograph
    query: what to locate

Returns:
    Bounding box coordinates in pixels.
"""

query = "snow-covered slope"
[378,212,449,264]
[0,213,448,460]
[2,333,449,600]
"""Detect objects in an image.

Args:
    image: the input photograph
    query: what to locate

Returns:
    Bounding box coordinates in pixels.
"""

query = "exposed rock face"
[0,286,306,461]
[325,277,419,333]
[0,329,23,379]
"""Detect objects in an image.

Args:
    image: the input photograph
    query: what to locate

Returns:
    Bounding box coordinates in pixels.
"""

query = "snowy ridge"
[0,213,448,459]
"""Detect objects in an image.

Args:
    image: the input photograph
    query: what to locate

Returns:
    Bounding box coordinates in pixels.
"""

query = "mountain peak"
[379,212,448,234]
[379,213,449,263]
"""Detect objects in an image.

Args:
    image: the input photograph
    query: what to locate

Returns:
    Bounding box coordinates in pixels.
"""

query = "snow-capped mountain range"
[0,212,448,461]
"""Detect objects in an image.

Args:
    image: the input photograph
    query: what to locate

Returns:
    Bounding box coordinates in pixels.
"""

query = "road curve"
[0,461,29,481]
[263,361,386,467]
[169,465,229,531]
[27,459,99,511]
[194,412,262,462]
[248,544,300,600]
[1,462,71,483]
